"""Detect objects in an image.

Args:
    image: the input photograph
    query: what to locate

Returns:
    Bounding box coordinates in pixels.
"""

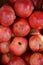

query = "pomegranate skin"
[1,53,13,65]
[14,0,34,18]
[7,56,26,65]
[9,37,28,56]
[29,35,43,52]
[12,18,30,36]
[9,0,16,4]
[9,0,21,4]
[23,52,33,65]
[0,42,9,53]
[42,4,43,10]
[31,0,42,9]
[0,26,12,42]
[30,53,43,65]
[1,54,10,65]
[0,5,16,26]
[29,11,43,29]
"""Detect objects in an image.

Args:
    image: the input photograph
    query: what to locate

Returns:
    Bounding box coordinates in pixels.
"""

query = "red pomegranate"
[29,11,43,29]
[0,42,9,53]
[30,53,43,65]
[12,18,30,36]
[7,56,26,65]
[14,0,34,18]
[0,26,12,42]
[0,5,16,26]
[9,37,28,56]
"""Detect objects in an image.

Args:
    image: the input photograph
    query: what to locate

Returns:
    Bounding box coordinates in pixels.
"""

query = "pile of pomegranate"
[0,0,43,65]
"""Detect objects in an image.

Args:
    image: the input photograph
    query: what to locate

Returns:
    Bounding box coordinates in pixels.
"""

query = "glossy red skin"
[29,35,43,52]
[12,18,30,36]
[29,11,43,29]
[31,0,42,8]
[23,52,33,65]
[0,42,9,53]
[14,0,34,18]
[9,37,28,56]
[0,26,12,42]
[1,54,10,65]
[0,5,16,26]
[30,53,43,65]
[7,56,26,65]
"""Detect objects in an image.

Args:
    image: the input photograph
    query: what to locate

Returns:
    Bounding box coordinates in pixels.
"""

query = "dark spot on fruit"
[18,42,22,45]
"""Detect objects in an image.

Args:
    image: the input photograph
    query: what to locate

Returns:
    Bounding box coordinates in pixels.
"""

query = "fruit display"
[0,0,43,65]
